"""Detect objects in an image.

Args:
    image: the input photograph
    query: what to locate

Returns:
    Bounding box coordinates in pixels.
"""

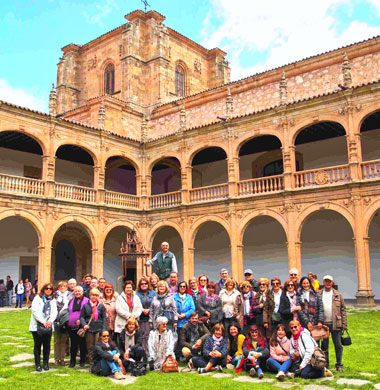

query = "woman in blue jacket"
[173,281,195,328]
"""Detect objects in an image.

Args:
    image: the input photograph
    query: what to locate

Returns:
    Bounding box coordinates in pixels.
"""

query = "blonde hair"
[156,280,169,294]
[58,281,68,289]
[240,281,252,290]
[125,317,140,331]
[258,278,269,286]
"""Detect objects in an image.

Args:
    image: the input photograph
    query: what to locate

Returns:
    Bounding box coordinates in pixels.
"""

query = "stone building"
[1,9,380,305]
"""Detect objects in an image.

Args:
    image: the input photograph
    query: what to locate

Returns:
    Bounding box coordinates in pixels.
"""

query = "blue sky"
[1,0,380,112]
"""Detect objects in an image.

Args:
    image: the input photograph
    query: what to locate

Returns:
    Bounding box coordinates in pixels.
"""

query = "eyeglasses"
[290,274,298,276]
[105,288,113,291]
[272,282,280,285]
[287,284,294,287]
[200,279,207,282]
[101,335,110,338]
[259,283,267,286]
[290,326,298,330]
[140,283,148,286]
[250,330,259,333]
[179,285,186,288]
[242,286,250,289]
[45,287,53,291]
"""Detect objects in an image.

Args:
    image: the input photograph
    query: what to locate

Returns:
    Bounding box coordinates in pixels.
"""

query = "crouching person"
[91,330,125,380]
[289,320,331,379]
[180,312,210,369]
[192,323,227,374]
[148,316,176,371]
[118,317,146,372]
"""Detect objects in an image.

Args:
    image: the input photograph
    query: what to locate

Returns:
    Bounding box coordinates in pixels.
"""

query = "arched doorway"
[151,226,183,280]
[105,156,137,194]
[0,217,39,291]
[300,210,356,298]
[52,222,92,283]
[243,216,288,283]
[151,157,181,195]
[193,221,230,282]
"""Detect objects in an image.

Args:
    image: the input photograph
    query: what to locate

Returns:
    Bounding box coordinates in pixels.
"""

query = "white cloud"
[202,0,380,81]
[0,79,47,112]
[367,0,380,15]
[83,0,117,26]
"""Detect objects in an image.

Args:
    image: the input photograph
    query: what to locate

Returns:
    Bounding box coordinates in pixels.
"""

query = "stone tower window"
[175,65,186,97]
[105,63,115,95]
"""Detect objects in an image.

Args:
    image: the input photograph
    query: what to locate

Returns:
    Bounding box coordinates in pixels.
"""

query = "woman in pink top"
[267,324,294,380]
[102,283,117,339]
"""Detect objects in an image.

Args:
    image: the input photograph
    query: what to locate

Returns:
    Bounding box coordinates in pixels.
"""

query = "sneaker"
[216,365,223,373]
[249,367,256,377]
[286,372,295,379]
[113,371,123,380]
[198,368,206,374]
[257,368,264,379]
[226,363,235,370]
[68,362,75,368]
[276,371,285,380]
[324,368,334,377]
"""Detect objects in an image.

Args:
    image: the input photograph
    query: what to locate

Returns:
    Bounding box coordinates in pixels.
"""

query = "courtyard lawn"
[0,309,379,390]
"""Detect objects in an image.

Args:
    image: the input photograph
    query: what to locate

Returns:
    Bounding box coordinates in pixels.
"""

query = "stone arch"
[187,143,228,167]
[364,199,380,236]
[296,202,354,240]
[354,103,380,131]
[0,128,48,156]
[54,141,98,167]
[235,131,283,157]
[291,117,348,146]
[103,152,140,175]
[148,154,182,173]
[102,220,138,244]
[147,221,184,248]
[190,215,231,247]
[239,209,288,246]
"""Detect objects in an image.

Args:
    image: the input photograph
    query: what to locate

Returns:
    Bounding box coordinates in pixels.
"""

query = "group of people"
[0,276,35,308]
[28,241,348,381]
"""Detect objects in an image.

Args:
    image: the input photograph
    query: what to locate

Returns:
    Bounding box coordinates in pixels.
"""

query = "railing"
[238,175,284,196]
[190,183,229,203]
[105,190,139,209]
[294,165,350,188]
[55,183,95,203]
[361,159,380,180]
[0,173,45,196]
[150,191,182,209]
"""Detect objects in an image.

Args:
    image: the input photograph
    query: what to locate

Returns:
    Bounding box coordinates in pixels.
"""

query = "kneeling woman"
[193,323,227,374]
[118,317,146,372]
[241,325,269,379]
[148,316,176,371]
[91,330,125,380]
[267,324,293,380]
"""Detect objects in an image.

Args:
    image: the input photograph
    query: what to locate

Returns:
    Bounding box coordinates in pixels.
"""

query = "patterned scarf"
[212,334,223,348]
[89,300,99,321]
[126,294,133,311]
[42,294,52,318]
[292,327,304,350]
[154,330,169,370]
[205,294,219,308]
[125,330,136,351]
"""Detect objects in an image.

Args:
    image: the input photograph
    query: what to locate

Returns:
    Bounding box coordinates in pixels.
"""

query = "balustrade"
[190,183,229,203]
[55,183,95,203]
[0,173,44,196]
[105,190,139,208]
[238,175,284,196]
[361,159,380,180]
[294,165,350,188]
[149,191,182,209]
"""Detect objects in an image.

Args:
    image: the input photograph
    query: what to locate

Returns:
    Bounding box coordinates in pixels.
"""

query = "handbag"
[311,325,330,341]
[131,361,147,377]
[161,355,179,373]
[77,315,93,338]
[37,321,52,337]
[341,330,352,346]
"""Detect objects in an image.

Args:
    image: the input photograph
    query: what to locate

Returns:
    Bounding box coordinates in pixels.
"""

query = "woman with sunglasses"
[239,281,255,335]
[297,276,324,333]
[198,281,223,329]
[91,330,125,380]
[198,275,209,294]
[29,283,57,372]
[279,280,301,335]
[240,325,269,378]
[174,281,195,329]
[271,278,283,329]
[102,283,117,340]
[136,276,156,353]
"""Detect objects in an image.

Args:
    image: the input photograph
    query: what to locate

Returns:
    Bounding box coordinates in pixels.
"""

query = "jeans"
[0,294,5,307]
[300,364,324,379]
[267,357,292,373]
[321,323,343,368]
[99,350,122,375]
[230,356,240,366]
[16,293,24,308]
[32,331,52,367]
[192,355,225,368]
[7,290,12,306]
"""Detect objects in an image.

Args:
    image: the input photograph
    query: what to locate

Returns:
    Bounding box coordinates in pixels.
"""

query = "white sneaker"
[276,371,285,380]
[286,372,295,379]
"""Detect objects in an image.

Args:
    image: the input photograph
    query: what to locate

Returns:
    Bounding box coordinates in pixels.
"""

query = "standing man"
[320,275,347,372]
[288,268,300,289]
[145,241,177,281]
[215,269,238,294]
[6,275,14,306]
[168,272,179,295]
[243,269,259,292]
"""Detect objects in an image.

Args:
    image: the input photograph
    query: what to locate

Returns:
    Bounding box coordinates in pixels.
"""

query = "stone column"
[183,246,194,282]
[227,158,237,198]
[91,247,103,278]
[180,167,189,204]
[230,212,242,281]
[282,145,295,190]
[352,196,375,305]
[285,204,302,274]
[43,156,56,197]
[37,245,52,286]
[94,166,105,204]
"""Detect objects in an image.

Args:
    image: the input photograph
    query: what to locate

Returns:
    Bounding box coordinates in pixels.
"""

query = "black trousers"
[32,331,52,366]
[68,328,87,364]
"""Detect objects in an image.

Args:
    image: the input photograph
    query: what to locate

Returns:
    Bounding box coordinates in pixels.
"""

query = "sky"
[1,0,380,112]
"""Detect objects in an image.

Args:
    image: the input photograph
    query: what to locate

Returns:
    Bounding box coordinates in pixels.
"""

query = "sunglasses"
[290,326,299,330]
[45,287,53,291]
[242,285,250,288]
[101,335,110,338]
[200,279,207,282]
[250,330,259,333]
[287,284,295,287]
[290,274,298,276]
[140,283,148,286]
[105,288,113,291]
[259,283,267,286]
[272,282,280,285]
[179,285,187,288]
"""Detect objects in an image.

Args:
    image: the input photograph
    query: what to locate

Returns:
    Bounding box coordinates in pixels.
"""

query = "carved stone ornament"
[136,220,151,228]
[279,202,301,214]
[87,55,97,71]
[363,196,371,206]
[194,59,201,73]
[315,170,330,185]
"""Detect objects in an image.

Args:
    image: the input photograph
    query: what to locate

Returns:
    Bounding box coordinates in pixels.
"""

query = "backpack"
[131,361,147,377]
[299,334,327,369]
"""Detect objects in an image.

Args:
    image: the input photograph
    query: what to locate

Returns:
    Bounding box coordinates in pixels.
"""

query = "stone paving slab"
[320,377,335,381]
[31,369,57,374]
[212,373,232,378]
[78,368,90,373]
[374,383,380,390]
[304,385,332,390]
[273,384,297,389]
[336,378,371,386]
[233,376,274,383]
[55,374,70,377]
[15,345,28,348]
[10,353,34,362]
[2,342,21,345]
[360,372,377,377]
[108,375,137,385]
[11,362,34,368]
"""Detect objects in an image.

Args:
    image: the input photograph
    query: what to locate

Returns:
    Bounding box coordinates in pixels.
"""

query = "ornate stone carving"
[87,54,97,71]
[279,71,288,105]
[363,196,371,206]
[279,202,301,214]
[98,99,105,130]
[136,219,151,228]
[194,59,201,73]
[221,127,238,140]
[338,102,353,116]
[226,87,233,119]
[49,83,57,116]
[179,103,186,133]
[315,170,329,185]
[141,115,148,143]
[273,115,295,130]
[342,52,352,88]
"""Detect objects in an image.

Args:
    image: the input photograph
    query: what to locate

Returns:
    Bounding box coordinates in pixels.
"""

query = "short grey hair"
[68,278,77,285]
[74,285,83,292]
[156,316,169,327]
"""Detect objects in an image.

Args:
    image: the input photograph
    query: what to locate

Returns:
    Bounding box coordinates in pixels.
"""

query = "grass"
[0,309,379,389]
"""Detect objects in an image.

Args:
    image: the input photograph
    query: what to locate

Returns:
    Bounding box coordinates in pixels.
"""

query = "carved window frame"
[104,63,115,95]
[175,62,187,97]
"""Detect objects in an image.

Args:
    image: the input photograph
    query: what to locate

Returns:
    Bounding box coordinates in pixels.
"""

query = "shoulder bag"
[37,321,52,337]
[77,315,93,338]
[161,355,179,373]
[341,330,352,346]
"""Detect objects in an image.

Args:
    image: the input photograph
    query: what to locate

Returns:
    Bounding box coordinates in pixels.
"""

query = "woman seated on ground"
[148,316,176,371]
[240,325,269,379]
[239,281,255,334]
[193,323,227,374]
[80,288,107,363]
[226,322,245,368]
[267,324,294,380]
[278,280,301,335]
[289,320,331,379]
[91,330,125,380]
[118,317,146,372]
[198,282,223,330]
[297,277,324,332]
